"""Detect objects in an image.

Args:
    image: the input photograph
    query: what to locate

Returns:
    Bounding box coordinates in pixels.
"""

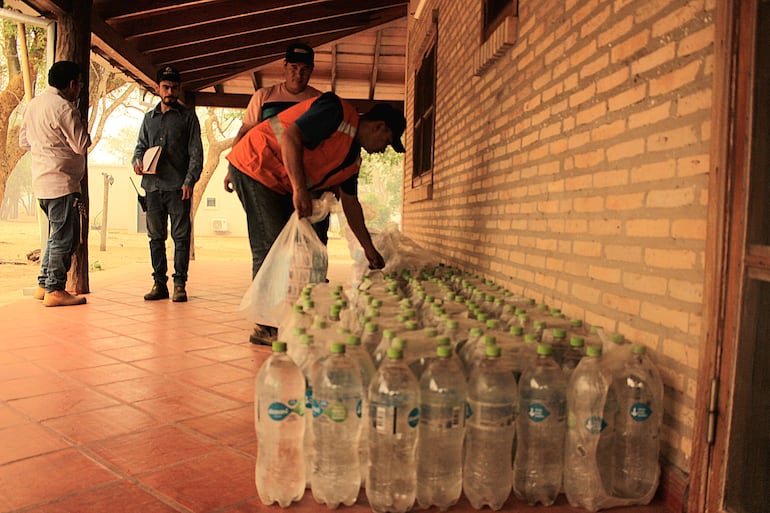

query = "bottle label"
[315,400,348,422]
[630,402,652,422]
[420,404,465,429]
[371,405,420,434]
[584,415,608,434]
[266,399,304,421]
[527,403,551,422]
[356,399,363,418]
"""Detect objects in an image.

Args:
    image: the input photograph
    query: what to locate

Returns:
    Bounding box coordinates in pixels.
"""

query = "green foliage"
[358,147,403,229]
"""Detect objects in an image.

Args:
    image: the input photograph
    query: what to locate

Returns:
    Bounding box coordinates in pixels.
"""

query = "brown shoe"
[249,324,278,346]
[33,286,46,300]
[144,282,169,301]
[43,290,86,307]
[172,285,187,303]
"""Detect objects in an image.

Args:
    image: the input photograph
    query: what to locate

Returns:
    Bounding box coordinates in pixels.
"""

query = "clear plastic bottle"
[286,326,308,365]
[366,346,421,513]
[463,344,518,510]
[296,334,323,488]
[610,344,663,500]
[361,321,382,356]
[457,326,485,370]
[564,345,613,510]
[254,341,306,507]
[417,345,468,511]
[513,343,567,506]
[347,334,376,486]
[310,343,364,507]
[561,335,585,378]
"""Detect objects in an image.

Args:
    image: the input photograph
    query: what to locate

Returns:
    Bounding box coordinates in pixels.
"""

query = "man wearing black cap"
[225,43,323,344]
[132,66,203,303]
[226,91,405,344]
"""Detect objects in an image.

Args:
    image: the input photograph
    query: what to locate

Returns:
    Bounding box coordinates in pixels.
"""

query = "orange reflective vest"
[226,96,361,194]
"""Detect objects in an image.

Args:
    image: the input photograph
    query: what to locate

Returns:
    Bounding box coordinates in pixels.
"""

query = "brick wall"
[403,0,715,476]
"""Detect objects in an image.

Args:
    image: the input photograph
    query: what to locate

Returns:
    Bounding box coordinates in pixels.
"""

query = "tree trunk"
[57,1,92,294]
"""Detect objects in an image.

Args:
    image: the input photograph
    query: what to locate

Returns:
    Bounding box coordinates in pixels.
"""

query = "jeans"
[145,189,191,285]
[229,164,329,279]
[38,193,80,292]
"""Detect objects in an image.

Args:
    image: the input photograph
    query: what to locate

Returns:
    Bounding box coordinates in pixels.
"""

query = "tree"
[192,106,238,217]
[0,20,44,207]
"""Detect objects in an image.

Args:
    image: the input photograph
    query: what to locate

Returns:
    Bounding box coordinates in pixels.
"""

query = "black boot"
[144,282,169,300]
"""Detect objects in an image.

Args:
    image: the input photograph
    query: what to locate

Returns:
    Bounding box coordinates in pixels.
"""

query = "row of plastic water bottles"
[255,269,662,511]
[254,332,662,512]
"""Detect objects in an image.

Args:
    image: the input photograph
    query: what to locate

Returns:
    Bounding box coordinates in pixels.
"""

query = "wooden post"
[56,0,92,294]
[100,173,112,251]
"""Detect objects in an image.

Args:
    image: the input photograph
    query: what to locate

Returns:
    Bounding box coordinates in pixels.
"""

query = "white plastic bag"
[239,193,335,326]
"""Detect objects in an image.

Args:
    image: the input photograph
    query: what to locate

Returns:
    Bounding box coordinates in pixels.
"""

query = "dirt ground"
[0,216,354,306]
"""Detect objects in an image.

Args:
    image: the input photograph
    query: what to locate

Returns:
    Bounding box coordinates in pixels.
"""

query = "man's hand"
[365,247,385,270]
[224,172,234,193]
[181,185,193,200]
[133,161,144,175]
[292,187,313,218]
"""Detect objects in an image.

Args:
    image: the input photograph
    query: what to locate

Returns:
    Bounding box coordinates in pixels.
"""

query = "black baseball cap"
[156,66,181,83]
[285,43,314,66]
[365,103,406,153]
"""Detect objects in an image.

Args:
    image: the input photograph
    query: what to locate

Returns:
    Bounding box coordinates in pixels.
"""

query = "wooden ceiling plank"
[15,0,70,16]
[100,0,329,24]
[115,0,404,40]
[90,11,157,87]
[369,30,382,100]
[138,10,388,60]
[330,43,338,93]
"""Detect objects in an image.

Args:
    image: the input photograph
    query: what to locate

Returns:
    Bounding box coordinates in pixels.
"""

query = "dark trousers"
[229,164,329,279]
[38,193,80,292]
[145,190,191,286]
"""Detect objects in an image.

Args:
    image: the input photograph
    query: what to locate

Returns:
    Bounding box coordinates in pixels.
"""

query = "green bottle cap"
[570,336,585,347]
[631,344,646,355]
[272,341,287,353]
[509,326,524,336]
[387,347,403,360]
[330,342,346,354]
[347,335,362,346]
[437,345,452,358]
[537,343,553,356]
[586,345,602,357]
[485,344,501,357]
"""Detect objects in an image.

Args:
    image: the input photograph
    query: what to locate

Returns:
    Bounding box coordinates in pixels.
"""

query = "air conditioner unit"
[211,218,228,232]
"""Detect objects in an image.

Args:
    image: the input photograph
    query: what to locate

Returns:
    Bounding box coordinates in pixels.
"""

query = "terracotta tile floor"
[0,260,674,513]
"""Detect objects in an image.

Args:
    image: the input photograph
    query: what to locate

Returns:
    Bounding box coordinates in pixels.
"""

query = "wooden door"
[692,1,770,511]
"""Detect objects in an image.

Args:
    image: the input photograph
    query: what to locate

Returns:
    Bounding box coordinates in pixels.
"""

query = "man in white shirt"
[19,61,91,307]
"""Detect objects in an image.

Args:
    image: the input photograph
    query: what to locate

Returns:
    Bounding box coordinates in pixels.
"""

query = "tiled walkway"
[0,260,673,513]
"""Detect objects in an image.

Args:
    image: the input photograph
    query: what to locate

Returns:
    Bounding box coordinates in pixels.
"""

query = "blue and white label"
[267,400,303,421]
[584,415,607,434]
[465,402,473,419]
[630,402,652,422]
[408,407,420,428]
[312,398,326,418]
[356,399,363,418]
[527,403,551,422]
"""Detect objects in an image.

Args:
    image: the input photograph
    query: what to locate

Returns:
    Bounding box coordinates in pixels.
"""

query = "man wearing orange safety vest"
[226,92,406,345]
